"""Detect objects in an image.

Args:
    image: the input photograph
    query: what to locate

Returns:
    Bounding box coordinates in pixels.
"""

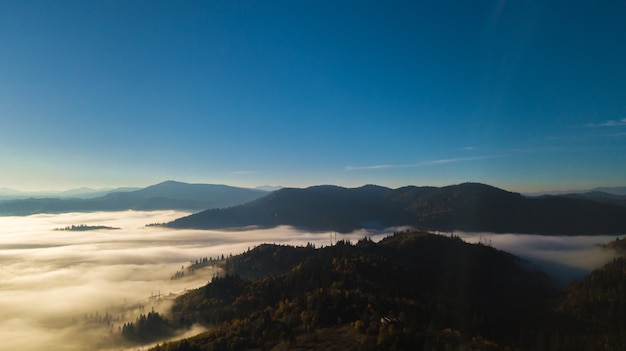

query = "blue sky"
[1,1,625,192]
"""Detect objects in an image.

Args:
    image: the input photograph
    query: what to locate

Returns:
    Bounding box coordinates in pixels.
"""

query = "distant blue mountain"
[590,186,626,196]
[525,186,626,196]
[0,181,267,215]
[0,186,140,200]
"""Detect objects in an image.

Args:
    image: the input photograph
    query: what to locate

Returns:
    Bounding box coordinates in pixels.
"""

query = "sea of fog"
[450,231,623,285]
[0,211,397,351]
[0,210,622,351]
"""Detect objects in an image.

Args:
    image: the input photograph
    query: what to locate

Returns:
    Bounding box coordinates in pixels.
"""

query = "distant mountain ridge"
[559,191,626,208]
[525,186,626,196]
[167,182,626,235]
[591,186,626,196]
[0,181,267,215]
[0,186,141,200]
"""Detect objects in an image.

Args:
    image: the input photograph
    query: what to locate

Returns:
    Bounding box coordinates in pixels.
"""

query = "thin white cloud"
[545,132,626,141]
[461,146,476,151]
[503,145,567,154]
[426,155,496,165]
[231,170,260,175]
[585,118,626,128]
[345,155,498,171]
[344,164,393,171]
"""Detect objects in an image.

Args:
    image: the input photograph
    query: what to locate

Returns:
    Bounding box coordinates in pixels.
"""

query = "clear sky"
[1,1,625,192]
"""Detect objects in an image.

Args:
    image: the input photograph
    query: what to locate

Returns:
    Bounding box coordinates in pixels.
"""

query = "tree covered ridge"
[150,231,609,351]
[557,257,626,348]
[167,183,626,235]
[122,309,174,343]
[144,232,626,350]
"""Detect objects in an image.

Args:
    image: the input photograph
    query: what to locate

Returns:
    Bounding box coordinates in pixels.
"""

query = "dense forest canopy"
[131,231,626,351]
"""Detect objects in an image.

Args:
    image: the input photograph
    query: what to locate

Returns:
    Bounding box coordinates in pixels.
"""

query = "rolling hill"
[130,231,626,351]
[167,182,626,235]
[0,186,141,200]
[0,181,267,215]
[148,231,561,351]
[560,191,626,208]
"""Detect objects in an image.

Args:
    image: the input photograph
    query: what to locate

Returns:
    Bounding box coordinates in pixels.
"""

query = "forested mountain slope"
[150,231,559,350]
[142,232,626,350]
[557,257,626,349]
[167,183,626,235]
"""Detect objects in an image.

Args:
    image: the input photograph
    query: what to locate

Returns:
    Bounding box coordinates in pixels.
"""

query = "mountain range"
[3,180,626,235]
[167,183,626,235]
[524,186,626,196]
[0,186,141,200]
[0,181,267,215]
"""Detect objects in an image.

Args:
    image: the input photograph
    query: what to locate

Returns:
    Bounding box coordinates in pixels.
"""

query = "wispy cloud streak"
[427,155,496,164]
[344,164,393,171]
[231,170,261,175]
[585,118,626,128]
[345,155,498,171]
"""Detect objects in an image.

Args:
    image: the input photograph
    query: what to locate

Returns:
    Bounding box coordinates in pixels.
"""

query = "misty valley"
[0,210,396,351]
[5,1,625,349]
[1,182,626,350]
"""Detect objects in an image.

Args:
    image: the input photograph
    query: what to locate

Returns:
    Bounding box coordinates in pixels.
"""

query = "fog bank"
[0,211,395,351]
[1,211,621,350]
[452,232,624,284]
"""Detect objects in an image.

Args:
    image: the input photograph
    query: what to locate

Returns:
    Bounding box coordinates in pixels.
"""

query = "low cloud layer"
[452,232,623,284]
[0,211,393,351]
[0,211,621,350]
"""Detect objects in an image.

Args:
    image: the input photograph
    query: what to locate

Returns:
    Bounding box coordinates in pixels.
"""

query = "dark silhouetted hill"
[167,183,626,235]
[0,181,267,215]
[153,231,557,351]
[147,232,626,351]
[561,191,626,207]
[557,257,626,349]
[168,184,405,232]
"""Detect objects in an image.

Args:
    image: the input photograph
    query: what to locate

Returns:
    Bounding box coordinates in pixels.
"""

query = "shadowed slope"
[167,183,626,235]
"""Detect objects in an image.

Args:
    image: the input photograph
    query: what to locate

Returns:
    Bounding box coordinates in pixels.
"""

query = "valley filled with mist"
[1,208,624,350]
[0,210,397,350]
[4,0,626,349]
